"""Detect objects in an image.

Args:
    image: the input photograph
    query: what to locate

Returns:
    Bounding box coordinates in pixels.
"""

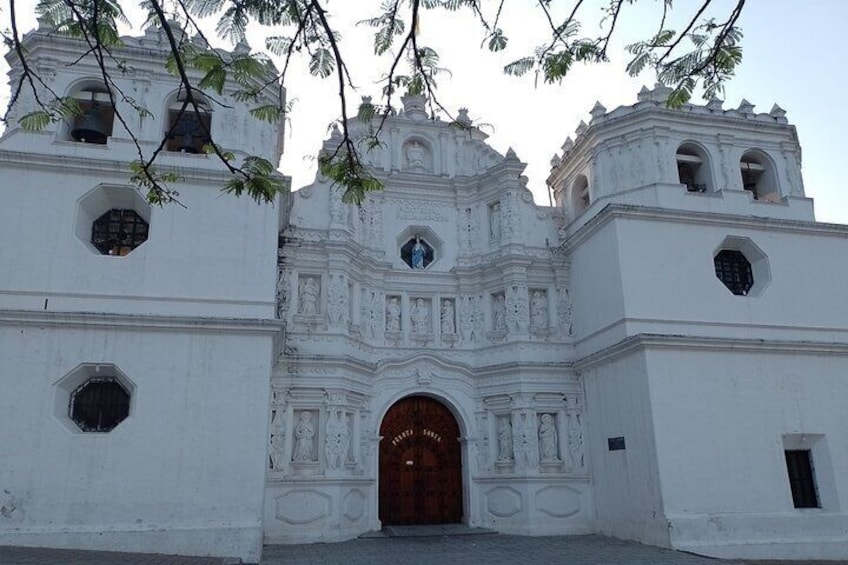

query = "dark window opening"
[401,236,434,269]
[70,91,115,145]
[166,109,211,154]
[91,209,149,256]
[678,161,706,192]
[714,249,753,296]
[785,450,820,508]
[69,378,130,432]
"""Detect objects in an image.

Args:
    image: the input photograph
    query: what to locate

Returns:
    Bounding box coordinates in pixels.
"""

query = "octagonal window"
[91,209,149,256]
[69,378,130,432]
[714,249,753,296]
[75,184,152,256]
[401,235,434,269]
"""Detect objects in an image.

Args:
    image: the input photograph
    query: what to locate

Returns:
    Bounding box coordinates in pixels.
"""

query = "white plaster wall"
[568,220,626,352]
[644,347,848,559]
[0,164,278,318]
[612,215,848,339]
[0,323,273,561]
[581,349,670,547]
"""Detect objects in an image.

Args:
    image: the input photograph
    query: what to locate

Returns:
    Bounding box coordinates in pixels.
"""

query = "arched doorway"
[379,395,463,525]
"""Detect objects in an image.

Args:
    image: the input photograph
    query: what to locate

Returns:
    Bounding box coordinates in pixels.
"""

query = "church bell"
[71,102,108,144]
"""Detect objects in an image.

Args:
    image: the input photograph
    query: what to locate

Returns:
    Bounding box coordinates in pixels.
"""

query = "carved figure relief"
[440,299,455,334]
[386,296,401,333]
[538,413,559,462]
[489,202,502,241]
[404,139,432,172]
[492,294,506,332]
[497,416,513,461]
[327,274,349,327]
[410,298,430,334]
[292,411,316,462]
[530,290,548,330]
[298,276,320,316]
[325,410,350,470]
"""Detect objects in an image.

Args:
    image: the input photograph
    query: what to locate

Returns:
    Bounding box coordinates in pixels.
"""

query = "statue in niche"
[530,291,548,330]
[298,277,320,316]
[327,275,347,326]
[440,300,455,334]
[325,410,350,470]
[405,140,427,170]
[497,417,513,461]
[292,411,316,462]
[568,411,585,470]
[538,414,559,462]
[386,297,401,332]
[490,202,501,240]
[410,298,429,334]
[493,294,506,332]
[411,236,426,269]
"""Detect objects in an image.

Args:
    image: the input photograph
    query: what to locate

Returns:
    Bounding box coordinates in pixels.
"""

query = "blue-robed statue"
[411,236,426,269]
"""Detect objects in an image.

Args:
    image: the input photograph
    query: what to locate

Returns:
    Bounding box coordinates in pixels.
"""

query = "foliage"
[1,0,746,206]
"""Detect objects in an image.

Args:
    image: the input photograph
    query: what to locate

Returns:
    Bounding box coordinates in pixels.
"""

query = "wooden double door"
[379,396,463,525]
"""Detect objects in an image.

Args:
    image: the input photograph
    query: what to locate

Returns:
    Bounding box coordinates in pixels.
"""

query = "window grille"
[785,450,820,508]
[69,378,130,432]
[91,209,149,255]
[714,249,753,295]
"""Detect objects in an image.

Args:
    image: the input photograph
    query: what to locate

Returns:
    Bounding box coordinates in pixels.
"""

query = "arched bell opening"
[378,395,463,525]
[164,90,212,154]
[64,81,115,145]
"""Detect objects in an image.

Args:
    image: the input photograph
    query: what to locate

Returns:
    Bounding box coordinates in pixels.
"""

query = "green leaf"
[250,104,284,123]
[309,47,335,78]
[542,50,573,83]
[487,29,508,52]
[504,57,534,77]
[19,110,52,131]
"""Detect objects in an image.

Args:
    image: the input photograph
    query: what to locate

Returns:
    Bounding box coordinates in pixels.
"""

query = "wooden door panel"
[379,396,462,525]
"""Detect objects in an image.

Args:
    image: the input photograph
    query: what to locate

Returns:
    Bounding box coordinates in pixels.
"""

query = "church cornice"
[561,202,848,253]
[0,308,283,334]
[575,332,848,371]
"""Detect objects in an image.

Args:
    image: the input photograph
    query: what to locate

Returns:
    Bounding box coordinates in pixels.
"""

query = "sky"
[2,1,847,223]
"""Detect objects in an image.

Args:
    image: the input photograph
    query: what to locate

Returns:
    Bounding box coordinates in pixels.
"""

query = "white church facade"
[2,24,848,563]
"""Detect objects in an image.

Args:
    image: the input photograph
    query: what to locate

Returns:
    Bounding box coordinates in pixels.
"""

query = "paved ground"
[2,533,846,565]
